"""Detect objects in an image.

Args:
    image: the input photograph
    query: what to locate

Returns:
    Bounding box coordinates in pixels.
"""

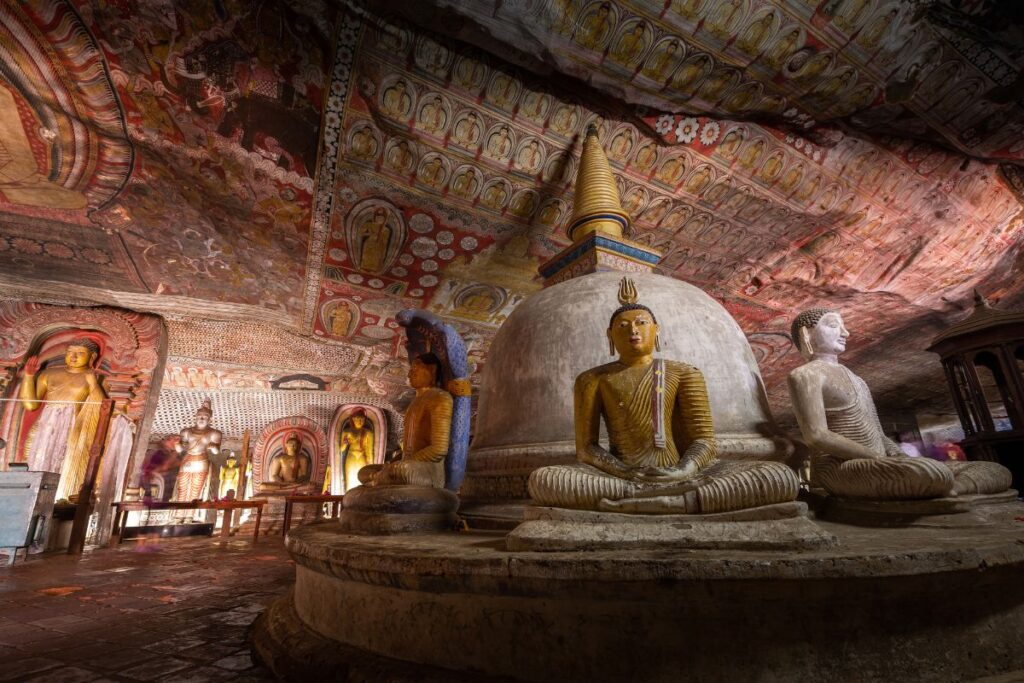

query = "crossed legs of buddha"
[813,455,1012,500]
[528,459,799,514]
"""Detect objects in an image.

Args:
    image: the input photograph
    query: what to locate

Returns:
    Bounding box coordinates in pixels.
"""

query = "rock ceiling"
[1,0,1023,423]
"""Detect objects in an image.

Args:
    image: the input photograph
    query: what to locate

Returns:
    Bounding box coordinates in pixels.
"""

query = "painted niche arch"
[0,301,165,545]
[328,404,389,493]
[251,416,328,493]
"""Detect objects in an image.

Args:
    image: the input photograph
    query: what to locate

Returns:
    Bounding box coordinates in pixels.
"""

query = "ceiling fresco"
[1,0,1023,423]
[383,0,1024,163]
[0,0,330,315]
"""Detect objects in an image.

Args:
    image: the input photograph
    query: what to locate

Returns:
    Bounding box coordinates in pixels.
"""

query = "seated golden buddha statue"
[359,354,451,489]
[528,278,800,515]
[262,432,313,492]
[787,308,1012,500]
[342,347,462,534]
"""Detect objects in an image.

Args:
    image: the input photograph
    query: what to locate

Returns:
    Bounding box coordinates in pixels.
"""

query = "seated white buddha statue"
[787,308,1012,500]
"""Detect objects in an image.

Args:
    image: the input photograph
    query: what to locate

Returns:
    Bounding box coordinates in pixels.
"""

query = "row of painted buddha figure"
[526,278,1011,515]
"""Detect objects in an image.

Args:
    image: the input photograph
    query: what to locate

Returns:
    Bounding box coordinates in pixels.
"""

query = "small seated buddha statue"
[787,308,1012,500]
[528,277,800,514]
[262,432,313,492]
[359,354,451,488]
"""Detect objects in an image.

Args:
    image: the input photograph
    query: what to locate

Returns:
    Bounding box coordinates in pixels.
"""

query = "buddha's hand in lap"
[629,461,701,484]
[630,476,709,498]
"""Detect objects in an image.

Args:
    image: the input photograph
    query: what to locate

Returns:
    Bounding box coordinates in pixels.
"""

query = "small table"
[282,494,344,534]
[109,500,266,546]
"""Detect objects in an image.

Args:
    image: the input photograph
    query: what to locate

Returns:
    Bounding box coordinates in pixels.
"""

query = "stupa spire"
[567,124,629,242]
[539,124,661,287]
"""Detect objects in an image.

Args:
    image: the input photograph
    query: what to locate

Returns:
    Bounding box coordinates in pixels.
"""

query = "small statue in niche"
[339,409,375,492]
[19,337,107,501]
[527,277,800,513]
[173,400,222,501]
[787,309,1012,500]
[218,451,240,500]
[264,432,311,490]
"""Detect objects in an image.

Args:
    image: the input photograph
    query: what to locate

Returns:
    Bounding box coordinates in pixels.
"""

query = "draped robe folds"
[362,387,452,488]
[807,364,1012,499]
[174,455,210,501]
[27,398,103,501]
[26,404,76,475]
[93,414,135,544]
[529,360,799,513]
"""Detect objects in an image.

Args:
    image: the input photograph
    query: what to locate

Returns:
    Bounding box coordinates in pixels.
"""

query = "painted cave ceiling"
[1,0,1023,422]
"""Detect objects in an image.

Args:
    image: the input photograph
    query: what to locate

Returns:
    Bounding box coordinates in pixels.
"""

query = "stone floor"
[0,535,293,682]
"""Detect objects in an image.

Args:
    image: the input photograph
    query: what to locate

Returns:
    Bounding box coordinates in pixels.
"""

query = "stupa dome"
[464,271,792,498]
[461,125,791,501]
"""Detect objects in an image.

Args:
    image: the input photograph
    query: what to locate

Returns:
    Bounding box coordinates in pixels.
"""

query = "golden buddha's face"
[226,458,237,467]
[608,308,658,360]
[351,415,366,429]
[408,357,438,389]
[64,345,95,370]
[284,438,301,456]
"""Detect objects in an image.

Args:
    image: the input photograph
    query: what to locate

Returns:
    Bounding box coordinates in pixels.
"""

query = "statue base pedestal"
[338,485,459,534]
[254,500,1024,682]
[506,502,836,551]
[822,489,1019,528]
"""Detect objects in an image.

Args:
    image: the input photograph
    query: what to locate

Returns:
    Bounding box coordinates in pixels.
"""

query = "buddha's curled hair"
[610,277,658,327]
[790,308,835,352]
[67,337,100,356]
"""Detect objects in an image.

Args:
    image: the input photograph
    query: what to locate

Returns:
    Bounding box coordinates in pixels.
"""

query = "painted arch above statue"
[0,300,164,542]
[251,415,328,495]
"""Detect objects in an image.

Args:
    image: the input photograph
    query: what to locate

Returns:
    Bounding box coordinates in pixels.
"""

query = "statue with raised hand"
[19,338,106,501]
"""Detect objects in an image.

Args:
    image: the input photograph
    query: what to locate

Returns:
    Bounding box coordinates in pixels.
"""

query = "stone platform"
[820,490,1019,528]
[507,501,836,551]
[254,501,1024,682]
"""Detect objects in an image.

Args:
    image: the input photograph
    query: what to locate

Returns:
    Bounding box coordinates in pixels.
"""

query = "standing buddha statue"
[19,338,106,501]
[218,452,241,500]
[528,277,799,514]
[339,409,375,491]
[173,400,222,501]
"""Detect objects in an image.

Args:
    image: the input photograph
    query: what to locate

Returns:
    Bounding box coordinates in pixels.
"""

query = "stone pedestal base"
[338,485,459,534]
[824,490,1019,528]
[254,500,1024,682]
[506,501,836,551]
